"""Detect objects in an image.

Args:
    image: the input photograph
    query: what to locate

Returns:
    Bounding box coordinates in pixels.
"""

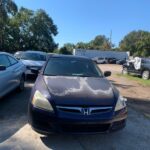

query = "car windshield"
[21,53,46,61]
[44,57,103,77]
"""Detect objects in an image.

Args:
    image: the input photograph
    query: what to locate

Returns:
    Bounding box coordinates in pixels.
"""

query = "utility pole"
[109,30,112,49]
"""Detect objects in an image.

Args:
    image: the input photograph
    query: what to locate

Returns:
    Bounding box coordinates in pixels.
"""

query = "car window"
[44,57,103,77]
[0,55,11,67]
[142,59,150,64]
[21,53,46,61]
[8,56,18,65]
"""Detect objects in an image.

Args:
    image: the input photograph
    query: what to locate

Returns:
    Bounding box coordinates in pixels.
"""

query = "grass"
[116,73,150,86]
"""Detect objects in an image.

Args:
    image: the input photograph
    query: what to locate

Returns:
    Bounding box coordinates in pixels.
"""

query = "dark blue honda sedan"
[28,55,127,134]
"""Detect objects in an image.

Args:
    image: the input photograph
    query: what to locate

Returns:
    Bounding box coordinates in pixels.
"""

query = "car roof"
[14,50,46,55]
[25,50,46,54]
[0,52,15,57]
[0,51,11,55]
[14,51,23,54]
[48,54,91,60]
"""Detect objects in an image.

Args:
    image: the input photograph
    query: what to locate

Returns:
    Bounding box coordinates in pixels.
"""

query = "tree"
[76,42,89,49]
[0,0,17,20]
[90,35,113,50]
[119,30,150,57]
[75,35,114,50]
[29,9,58,52]
[0,0,18,50]
[59,46,72,55]
[1,6,58,53]
[63,43,75,53]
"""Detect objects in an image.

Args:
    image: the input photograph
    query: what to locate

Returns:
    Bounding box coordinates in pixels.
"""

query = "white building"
[73,49,129,60]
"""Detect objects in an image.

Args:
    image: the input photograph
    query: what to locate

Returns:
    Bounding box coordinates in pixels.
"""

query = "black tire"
[18,75,25,91]
[142,70,150,80]
[122,67,128,75]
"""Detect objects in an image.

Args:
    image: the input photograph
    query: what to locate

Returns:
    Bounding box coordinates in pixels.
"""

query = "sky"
[14,0,150,47]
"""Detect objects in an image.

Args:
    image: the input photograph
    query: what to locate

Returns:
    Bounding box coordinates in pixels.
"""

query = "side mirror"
[0,65,6,71]
[104,71,111,77]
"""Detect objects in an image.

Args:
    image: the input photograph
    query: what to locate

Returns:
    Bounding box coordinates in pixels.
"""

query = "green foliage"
[0,0,18,50]
[59,47,72,55]
[90,35,114,50]
[76,42,89,49]
[53,49,59,54]
[119,30,150,57]
[63,43,75,53]
[59,35,114,54]
[0,1,58,53]
[75,35,114,50]
[0,0,18,21]
[75,35,113,50]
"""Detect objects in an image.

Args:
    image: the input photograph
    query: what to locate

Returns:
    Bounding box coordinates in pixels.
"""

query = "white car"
[14,51,47,75]
[92,57,108,64]
[0,52,26,98]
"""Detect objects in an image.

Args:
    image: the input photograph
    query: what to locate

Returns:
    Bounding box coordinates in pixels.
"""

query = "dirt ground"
[99,64,150,117]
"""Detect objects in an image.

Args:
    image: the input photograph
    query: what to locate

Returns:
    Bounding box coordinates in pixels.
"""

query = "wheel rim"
[142,71,149,80]
[123,68,127,74]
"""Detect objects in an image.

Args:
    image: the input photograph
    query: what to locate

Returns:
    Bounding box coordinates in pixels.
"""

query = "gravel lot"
[0,65,150,150]
[99,64,150,116]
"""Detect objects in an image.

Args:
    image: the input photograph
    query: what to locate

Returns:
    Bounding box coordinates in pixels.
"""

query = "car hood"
[21,60,45,67]
[43,76,116,106]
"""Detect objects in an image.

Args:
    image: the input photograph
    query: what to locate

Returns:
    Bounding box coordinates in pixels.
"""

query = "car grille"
[56,106,112,115]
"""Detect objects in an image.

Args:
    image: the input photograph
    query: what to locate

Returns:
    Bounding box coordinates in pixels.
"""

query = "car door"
[0,54,13,97]
[127,62,136,73]
[7,55,22,87]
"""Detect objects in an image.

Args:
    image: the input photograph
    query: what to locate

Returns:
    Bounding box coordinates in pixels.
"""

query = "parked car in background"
[0,52,26,98]
[107,58,117,64]
[122,57,150,80]
[92,57,108,64]
[28,55,127,134]
[116,59,127,65]
[14,51,47,75]
[14,51,23,59]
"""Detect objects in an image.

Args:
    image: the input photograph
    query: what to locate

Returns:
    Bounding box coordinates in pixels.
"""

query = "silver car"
[0,52,26,98]
[14,51,47,75]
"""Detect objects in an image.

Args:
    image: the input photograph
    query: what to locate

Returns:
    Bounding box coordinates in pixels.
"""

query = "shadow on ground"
[40,131,125,150]
[127,97,150,116]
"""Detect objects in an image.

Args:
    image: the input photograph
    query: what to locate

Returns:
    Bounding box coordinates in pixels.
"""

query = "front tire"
[142,70,150,80]
[122,67,128,75]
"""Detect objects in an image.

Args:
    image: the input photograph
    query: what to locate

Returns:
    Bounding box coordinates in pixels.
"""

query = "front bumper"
[28,106,127,134]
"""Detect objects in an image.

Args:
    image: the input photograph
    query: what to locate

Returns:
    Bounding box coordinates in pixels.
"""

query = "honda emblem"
[82,108,90,115]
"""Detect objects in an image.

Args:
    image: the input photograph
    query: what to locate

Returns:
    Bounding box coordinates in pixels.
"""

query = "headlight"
[32,90,53,111]
[115,95,127,111]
